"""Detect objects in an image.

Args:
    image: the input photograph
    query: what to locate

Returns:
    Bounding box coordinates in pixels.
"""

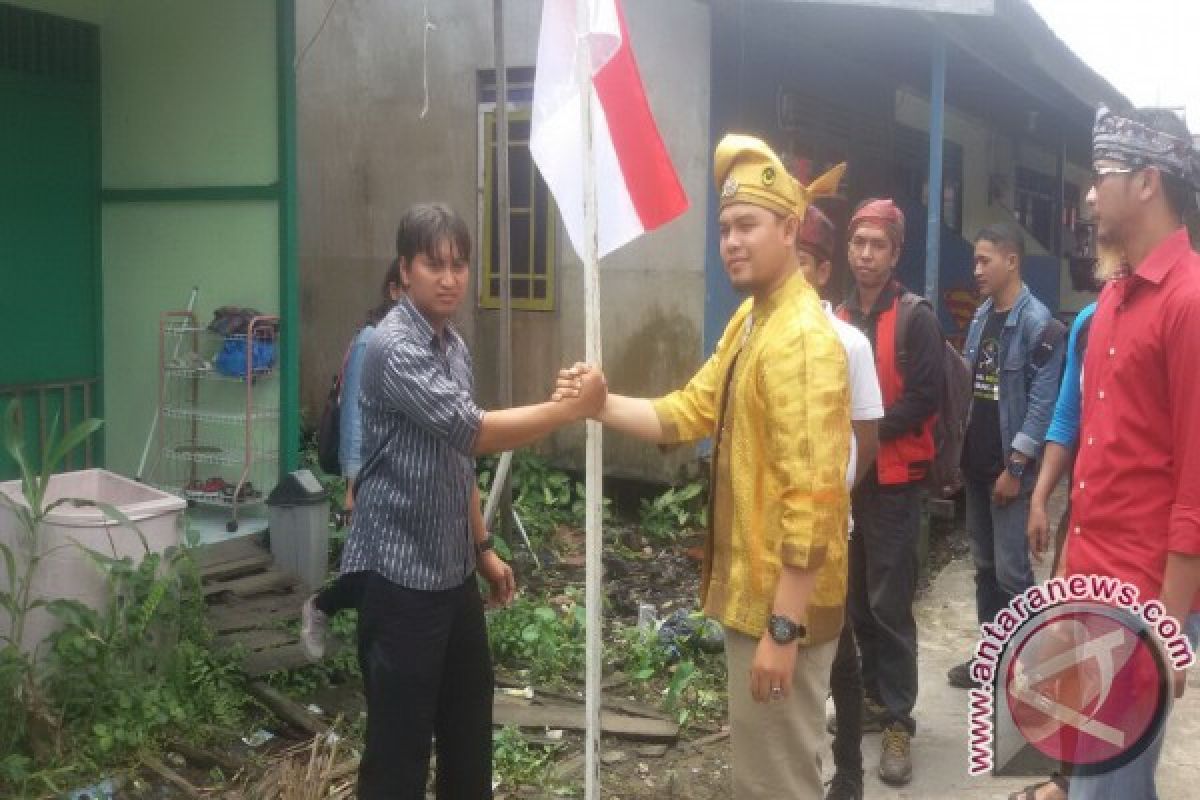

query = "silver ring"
[771,686,783,698]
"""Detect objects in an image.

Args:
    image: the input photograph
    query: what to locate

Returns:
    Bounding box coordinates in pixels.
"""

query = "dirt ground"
[99,510,963,799]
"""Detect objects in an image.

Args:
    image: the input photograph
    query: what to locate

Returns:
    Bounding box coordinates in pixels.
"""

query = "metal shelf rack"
[157,310,281,533]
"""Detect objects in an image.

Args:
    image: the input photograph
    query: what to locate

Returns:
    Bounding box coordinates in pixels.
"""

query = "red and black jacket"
[838,281,940,485]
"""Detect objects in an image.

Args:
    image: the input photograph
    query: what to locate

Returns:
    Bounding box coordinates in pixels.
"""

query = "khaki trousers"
[726,628,837,800]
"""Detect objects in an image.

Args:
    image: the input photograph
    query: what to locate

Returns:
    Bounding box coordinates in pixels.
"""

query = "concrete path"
[826,499,1200,799]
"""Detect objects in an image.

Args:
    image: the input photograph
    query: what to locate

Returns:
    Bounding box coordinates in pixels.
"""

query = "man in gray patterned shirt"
[331,204,604,800]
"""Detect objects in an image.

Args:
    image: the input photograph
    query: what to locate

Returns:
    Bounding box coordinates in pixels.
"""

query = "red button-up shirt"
[1066,228,1200,610]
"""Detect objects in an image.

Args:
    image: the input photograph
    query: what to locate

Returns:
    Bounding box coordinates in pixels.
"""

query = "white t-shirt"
[824,302,884,491]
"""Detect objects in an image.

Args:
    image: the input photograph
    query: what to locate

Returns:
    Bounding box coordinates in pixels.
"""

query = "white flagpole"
[574,1,604,798]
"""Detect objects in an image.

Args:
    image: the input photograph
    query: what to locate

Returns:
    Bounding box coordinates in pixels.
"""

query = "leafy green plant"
[638,481,708,543]
[492,725,563,790]
[0,402,105,760]
[488,591,586,685]
[0,402,250,789]
[613,623,670,683]
[477,454,613,563]
[40,548,248,762]
[662,652,726,729]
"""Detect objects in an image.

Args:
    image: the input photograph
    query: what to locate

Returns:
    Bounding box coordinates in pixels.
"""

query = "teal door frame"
[276,0,300,475]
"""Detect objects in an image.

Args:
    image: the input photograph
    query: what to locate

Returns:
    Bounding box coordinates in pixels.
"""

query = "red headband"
[850,198,905,249]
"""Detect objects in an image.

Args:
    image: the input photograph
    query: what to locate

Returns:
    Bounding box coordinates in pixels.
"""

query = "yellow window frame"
[480,108,557,311]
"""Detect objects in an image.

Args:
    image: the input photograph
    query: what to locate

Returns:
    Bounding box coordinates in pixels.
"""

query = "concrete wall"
[297,0,711,480]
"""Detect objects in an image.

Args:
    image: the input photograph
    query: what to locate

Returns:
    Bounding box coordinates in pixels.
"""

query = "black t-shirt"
[963,309,1009,481]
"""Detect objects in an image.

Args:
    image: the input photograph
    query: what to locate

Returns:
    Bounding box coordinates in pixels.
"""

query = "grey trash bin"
[267,470,330,591]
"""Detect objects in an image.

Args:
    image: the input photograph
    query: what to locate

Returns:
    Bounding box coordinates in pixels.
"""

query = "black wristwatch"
[1006,457,1027,480]
[767,614,807,645]
[476,535,495,556]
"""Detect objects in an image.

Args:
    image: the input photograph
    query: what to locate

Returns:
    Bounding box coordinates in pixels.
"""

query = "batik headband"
[1093,105,1200,190]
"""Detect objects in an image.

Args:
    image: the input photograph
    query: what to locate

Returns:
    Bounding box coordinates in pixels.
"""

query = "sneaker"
[947,660,981,689]
[823,770,863,800]
[300,594,329,661]
[826,695,888,735]
[879,723,913,786]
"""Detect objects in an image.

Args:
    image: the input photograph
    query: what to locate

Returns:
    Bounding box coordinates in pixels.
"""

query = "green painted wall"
[3,0,285,479]
[101,0,277,188]
[98,0,281,476]
[101,203,279,476]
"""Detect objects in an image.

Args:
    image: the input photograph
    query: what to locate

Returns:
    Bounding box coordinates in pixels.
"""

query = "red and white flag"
[530,0,689,260]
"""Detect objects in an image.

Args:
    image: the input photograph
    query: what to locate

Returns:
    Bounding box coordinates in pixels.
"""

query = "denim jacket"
[338,325,376,480]
[962,284,1064,478]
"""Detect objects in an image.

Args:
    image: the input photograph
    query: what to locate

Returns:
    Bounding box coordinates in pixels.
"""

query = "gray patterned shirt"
[340,297,484,590]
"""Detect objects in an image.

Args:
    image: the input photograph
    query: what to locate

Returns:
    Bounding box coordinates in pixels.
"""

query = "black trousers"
[314,570,368,616]
[829,620,863,778]
[356,571,493,800]
[847,472,921,734]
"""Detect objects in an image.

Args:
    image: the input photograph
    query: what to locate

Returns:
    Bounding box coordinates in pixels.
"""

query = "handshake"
[552,362,608,420]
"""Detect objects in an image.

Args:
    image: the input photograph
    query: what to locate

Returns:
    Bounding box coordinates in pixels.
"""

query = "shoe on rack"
[826,695,888,735]
[300,594,329,661]
[824,770,864,800]
[947,659,982,689]
[879,722,913,786]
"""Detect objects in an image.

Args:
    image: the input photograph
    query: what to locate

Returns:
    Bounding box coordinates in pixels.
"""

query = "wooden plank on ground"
[215,628,297,653]
[203,569,297,598]
[193,536,268,570]
[530,687,673,723]
[208,593,303,633]
[492,696,678,741]
[247,680,329,736]
[201,551,274,583]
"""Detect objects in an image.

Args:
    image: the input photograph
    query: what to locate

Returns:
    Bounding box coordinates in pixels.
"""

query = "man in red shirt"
[1063,106,1200,800]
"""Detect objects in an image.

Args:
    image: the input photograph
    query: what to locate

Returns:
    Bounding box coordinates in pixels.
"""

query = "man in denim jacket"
[947,222,1065,689]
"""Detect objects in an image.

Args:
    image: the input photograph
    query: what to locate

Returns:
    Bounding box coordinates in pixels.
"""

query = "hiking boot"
[301,594,329,661]
[824,770,863,800]
[826,695,888,735]
[947,659,981,690]
[879,723,913,786]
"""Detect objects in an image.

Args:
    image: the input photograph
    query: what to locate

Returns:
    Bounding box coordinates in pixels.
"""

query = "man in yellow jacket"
[559,135,851,799]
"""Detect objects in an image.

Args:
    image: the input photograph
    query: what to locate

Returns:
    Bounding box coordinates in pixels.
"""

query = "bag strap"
[894,291,932,372]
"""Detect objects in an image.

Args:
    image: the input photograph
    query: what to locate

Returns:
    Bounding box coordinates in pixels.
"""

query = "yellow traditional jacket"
[653,271,850,644]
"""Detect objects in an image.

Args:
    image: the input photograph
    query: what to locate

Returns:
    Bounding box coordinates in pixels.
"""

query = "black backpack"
[894,292,972,498]
[315,342,353,475]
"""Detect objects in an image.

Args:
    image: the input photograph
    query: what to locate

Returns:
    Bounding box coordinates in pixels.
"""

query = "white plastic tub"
[0,468,186,658]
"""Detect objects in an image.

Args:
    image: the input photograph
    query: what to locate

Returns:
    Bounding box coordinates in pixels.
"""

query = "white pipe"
[575,1,604,797]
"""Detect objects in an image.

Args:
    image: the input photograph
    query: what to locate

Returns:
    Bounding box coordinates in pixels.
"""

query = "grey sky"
[1029,0,1200,127]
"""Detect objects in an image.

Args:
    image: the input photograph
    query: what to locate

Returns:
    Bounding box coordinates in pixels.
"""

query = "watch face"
[769,615,794,642]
